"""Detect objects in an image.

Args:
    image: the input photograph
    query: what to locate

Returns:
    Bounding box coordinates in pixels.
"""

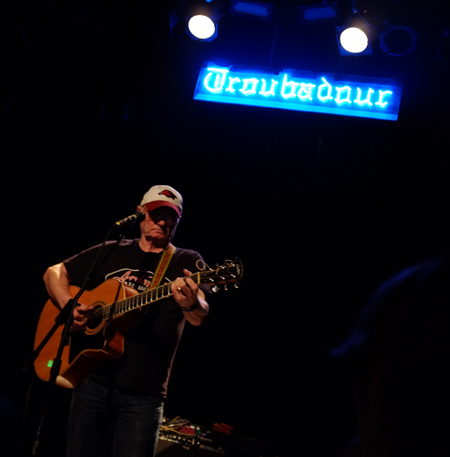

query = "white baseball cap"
[140,185,183,217]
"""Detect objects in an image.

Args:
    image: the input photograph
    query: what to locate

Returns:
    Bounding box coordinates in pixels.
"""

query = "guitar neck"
[111,271,201,318]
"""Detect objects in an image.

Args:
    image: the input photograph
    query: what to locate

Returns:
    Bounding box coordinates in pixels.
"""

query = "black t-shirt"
[63,238,206,398]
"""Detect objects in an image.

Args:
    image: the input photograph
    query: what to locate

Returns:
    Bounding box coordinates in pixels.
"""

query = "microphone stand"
[23,213,143,455]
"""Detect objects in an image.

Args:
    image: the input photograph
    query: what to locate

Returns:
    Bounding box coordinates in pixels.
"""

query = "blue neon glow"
[259,79,278,97]
[335,86,352,105]
[317,77,333,102]
[240,78,259,95]
[194,63,402,120]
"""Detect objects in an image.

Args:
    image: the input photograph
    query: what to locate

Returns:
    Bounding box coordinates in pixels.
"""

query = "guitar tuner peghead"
[212,286,220,293]
[224,285,228,291]
[234,283,239,289]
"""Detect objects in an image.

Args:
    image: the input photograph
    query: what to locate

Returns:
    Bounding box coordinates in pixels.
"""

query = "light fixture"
[340,27,368,53]
[380,25,418,56]
[336,19,372,56]
[229,0,273,22]
[298,2,339,25]
[186,1,220,41]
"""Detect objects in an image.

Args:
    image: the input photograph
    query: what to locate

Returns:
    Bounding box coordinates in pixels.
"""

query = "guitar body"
[34,258,243,389]
[34,279,141,389]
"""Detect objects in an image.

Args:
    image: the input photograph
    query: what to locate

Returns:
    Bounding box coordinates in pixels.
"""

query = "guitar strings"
[85,271,203,322]
[85,283,173,321]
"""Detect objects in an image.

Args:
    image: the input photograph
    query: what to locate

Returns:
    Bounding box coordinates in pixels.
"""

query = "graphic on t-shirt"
[105,268,170,293]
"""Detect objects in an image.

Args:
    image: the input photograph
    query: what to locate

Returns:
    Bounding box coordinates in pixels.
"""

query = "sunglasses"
[146,208,179,224]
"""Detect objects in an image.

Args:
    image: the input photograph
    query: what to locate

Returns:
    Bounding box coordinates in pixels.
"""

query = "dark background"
[2,1,450,456]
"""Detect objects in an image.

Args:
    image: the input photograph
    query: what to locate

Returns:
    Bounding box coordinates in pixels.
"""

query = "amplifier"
[156,417,260,457]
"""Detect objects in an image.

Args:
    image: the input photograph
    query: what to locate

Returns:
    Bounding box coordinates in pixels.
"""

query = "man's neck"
[139,236,170,253]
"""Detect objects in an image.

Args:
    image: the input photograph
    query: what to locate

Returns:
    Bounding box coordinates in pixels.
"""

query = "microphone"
[115,211,145,227]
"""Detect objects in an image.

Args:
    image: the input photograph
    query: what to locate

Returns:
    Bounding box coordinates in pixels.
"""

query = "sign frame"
[194,62,402,121]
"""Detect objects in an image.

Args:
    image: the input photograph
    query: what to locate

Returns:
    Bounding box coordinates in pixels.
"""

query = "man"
[43,185,209,457]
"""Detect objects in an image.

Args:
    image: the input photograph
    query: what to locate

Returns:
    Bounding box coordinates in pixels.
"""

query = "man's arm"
[43,262,92,331]
[171,269,209,326]
[43,263,72,309]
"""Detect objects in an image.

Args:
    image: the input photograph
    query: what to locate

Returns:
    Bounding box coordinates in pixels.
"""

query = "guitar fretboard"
[112,283,174,317]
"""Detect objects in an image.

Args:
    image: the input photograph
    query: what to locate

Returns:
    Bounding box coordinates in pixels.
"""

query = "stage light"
[336,19,372,56]
[298,2,338,24]
[186,1,220,42]
[380,25,417,56]
[340,27,368,53]
[229,0,273,21]
[188,15,216,39]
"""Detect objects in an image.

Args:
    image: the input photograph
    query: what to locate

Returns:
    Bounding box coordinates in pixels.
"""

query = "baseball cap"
[140,185,183,217]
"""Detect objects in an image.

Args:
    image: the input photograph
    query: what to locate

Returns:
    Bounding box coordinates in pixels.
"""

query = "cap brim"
[144,201,181,217]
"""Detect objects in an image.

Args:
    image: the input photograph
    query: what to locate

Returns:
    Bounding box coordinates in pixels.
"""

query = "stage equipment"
[339,26,368,53]
[194,63,402,120]
[335,0,372,57]
[380,24,418,56]
[298,2,338,24]
[186,0,220,41]
[229,0,273,21]
[157,416,262,457]
[336,19,372,56]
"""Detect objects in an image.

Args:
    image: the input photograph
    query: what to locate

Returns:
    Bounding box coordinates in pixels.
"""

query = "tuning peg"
[234,283,239,289]
[212,286,220,293]
[224,285,228,291]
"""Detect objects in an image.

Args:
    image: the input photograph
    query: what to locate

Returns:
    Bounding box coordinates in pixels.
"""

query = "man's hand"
[171,269,199,311]
[70,303,94,332]
[171,269,209,326]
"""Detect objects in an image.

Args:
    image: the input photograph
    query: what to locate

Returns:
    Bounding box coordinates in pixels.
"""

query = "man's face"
[139,205,179,242]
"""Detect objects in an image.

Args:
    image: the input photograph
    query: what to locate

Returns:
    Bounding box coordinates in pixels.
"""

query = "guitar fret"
[110,271,218,319]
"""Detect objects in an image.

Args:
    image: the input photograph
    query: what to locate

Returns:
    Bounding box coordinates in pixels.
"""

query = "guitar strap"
[138,244,175,317]
[148,243,176,289]
[106,244,176,397]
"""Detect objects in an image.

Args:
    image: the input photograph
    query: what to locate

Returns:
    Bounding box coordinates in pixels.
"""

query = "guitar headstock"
[198,259,243,292]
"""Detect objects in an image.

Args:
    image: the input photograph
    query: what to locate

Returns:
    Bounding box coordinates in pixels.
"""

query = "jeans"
[67,379,163,457]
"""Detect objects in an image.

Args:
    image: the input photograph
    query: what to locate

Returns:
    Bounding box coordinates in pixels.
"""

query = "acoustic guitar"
[34,259,243,389]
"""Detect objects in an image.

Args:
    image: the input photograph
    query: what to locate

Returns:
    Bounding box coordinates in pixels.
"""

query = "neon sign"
[194,63,402,120]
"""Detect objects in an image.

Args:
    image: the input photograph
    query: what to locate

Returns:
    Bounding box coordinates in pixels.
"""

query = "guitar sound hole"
[86,304,104,331]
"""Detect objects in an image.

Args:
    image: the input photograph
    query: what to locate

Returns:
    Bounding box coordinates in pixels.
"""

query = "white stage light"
[188,15,216,40]
[340,27,369,54]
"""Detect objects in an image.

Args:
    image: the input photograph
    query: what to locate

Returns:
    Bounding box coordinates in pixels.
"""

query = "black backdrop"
[2,1,450,456]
